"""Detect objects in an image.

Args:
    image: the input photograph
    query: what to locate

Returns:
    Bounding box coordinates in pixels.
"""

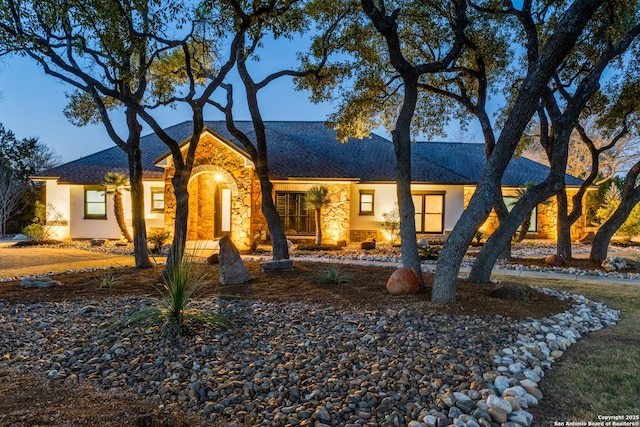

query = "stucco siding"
[45,180,71,240]
[44,180,164,240]
[349,183,465,241]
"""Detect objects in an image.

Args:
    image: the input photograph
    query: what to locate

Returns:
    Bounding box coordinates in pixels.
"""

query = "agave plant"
[116,244,232,335]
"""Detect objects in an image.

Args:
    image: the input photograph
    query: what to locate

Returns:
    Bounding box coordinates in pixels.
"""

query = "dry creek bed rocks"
[0,288,619,427]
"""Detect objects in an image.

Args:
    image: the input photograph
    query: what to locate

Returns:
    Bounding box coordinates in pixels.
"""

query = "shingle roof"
[34,120,583,187]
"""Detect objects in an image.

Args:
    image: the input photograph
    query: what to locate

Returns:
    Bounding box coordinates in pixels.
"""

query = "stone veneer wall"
[162,133,253,250]
[350,229,385,243]
[250,173,268,242]
[465,187,587,240]
[322,183,351,243]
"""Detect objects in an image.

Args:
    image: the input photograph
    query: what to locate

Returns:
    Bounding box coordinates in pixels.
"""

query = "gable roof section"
[33,120,583,187]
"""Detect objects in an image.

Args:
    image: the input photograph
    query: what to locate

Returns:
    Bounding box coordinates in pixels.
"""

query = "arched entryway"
[187,166,237,241]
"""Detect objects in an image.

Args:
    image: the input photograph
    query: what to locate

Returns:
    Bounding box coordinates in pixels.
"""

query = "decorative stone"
[260,259,294,272]
[509,410,534,426]
[522,385,543,401]
[487,395,513,414]
[218,235,251,285]
[386,268,421,295]
[207,253,219,264]
[545,254,564,266]
[20,277,61,288]
[487,407,508,424]
[602,256,627,272]
[335,240,347,248]
[90,239,108,247]
[494,376,510,395]
[360,240,376,250]
[456,399,476,414]
[314,406,331,423]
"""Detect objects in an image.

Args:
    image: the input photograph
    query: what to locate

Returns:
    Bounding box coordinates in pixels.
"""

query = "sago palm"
[306,185,330,245]
[102,172,133,243]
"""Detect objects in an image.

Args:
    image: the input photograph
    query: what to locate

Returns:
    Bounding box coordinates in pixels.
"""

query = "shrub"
[418,244,441,260]
[22,201,63,241]
[148,229,171,254]
[377,205,400,244]
[473,230,485,245]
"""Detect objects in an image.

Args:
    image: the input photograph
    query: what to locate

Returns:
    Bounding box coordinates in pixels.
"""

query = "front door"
[187,172,232,240]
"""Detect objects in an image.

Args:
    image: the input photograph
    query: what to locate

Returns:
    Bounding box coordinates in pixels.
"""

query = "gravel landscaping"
[0,286,619,426]
[0,239,634,426]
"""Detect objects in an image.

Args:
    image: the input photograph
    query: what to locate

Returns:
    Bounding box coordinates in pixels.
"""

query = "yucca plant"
[116,245,232,335]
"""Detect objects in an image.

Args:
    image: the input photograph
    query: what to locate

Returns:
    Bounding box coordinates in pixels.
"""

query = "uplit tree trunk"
[556,188,573,259]
[235,44,290,261]
[436,0,608,300]
[393,77,423,287]
[166,172,190,273]
[558,122,627,262]
[125,108,152,269]
[494,194,512,261]
[259,173,290,260]
[468,180,563,283]
[591,162,640,261]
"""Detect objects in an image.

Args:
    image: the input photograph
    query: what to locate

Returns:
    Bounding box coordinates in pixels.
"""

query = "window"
[84,188,106,219]
[412,193,444,233]
[275,192,315,235]
[504,196,537,232]
[151,188,165,212]
[359,191,375,215]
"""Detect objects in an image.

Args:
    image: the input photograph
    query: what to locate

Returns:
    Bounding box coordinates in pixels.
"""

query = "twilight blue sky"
[0,39,479,163]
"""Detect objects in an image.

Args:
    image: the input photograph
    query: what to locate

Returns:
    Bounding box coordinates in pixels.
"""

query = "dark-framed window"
[84,188,106,219]
[151,188,165,212]
[275,192,315,235]
[359,190,375,215]
[412,193,444,233]
[504,196,537,232]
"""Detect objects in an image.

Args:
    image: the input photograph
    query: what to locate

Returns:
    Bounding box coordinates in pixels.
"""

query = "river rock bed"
[0,288,619,427]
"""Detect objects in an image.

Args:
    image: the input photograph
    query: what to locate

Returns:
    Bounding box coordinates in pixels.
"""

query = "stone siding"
[468,187,587,240]
[162,133,253,250]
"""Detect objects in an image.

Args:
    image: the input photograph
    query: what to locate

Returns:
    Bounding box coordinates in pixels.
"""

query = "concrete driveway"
[0,243,136,278]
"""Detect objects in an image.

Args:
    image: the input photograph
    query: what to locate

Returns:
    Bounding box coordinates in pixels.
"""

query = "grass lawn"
[505,275,640,425]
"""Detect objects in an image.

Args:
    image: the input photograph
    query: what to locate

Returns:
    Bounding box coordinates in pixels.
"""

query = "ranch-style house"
[32,121,587,250]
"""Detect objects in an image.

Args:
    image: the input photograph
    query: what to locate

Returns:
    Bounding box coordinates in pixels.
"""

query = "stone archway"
[187,166,238,241]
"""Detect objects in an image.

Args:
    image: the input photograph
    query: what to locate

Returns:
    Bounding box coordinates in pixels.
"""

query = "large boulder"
[218,235,251,285]
[90,239,108,247]
[360,240,376,250]
[21,277,61,288]
[386,267,421,295]
[602,256,628,272]
[545,254,565,266]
